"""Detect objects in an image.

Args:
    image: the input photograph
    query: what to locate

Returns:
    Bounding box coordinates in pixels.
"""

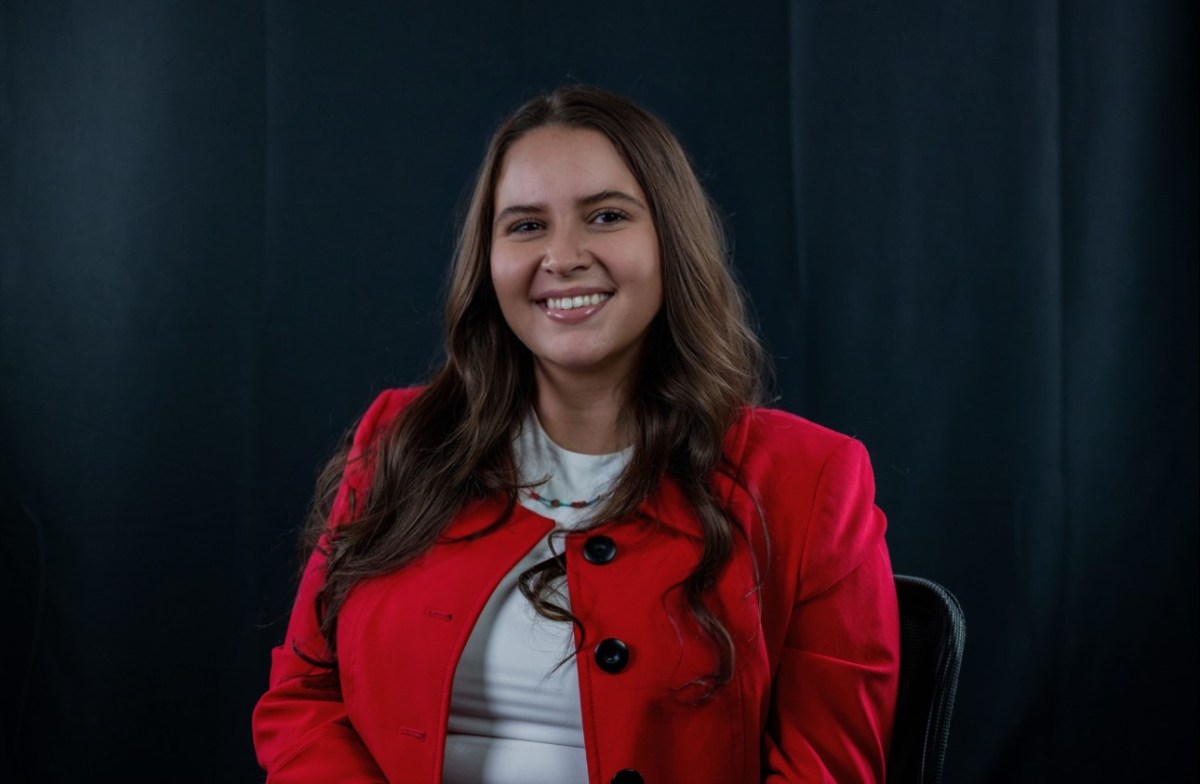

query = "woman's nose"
[541,226,591,274]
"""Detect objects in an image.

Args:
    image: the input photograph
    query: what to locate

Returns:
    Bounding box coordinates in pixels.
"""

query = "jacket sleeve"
[763,437,901,783]
[252,389,412,783]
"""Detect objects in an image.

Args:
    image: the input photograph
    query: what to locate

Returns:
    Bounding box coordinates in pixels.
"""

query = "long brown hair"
[302,85,767,697]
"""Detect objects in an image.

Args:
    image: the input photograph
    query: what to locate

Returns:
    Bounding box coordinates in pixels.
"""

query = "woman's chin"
[531,352,637,386]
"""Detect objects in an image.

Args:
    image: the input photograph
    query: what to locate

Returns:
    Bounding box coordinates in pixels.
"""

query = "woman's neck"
[532,368,629,455]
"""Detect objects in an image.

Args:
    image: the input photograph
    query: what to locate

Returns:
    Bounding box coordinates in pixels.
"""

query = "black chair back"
[889,575,966,784]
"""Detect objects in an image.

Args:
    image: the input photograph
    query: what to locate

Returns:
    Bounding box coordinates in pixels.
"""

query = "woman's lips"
[537,292,612,322]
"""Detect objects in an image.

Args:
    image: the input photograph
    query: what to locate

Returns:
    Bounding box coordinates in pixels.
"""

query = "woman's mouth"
[542,293,611,311]
[536,292,612,321]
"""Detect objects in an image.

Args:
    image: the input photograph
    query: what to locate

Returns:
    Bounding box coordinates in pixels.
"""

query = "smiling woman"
[252,86,901,783]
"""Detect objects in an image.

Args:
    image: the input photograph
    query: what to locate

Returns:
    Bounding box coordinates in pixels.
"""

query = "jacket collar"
[439,408,756,543]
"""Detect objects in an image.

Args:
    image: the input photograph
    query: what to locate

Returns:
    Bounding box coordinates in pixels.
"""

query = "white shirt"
[442,410,630,784]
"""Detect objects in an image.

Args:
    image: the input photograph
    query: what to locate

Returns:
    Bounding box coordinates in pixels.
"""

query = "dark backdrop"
[2,2,1195,782]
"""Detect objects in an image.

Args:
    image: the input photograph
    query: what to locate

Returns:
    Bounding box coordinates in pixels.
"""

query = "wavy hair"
[302,85,767,698]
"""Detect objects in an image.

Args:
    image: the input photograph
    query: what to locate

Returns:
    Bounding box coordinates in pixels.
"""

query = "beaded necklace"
[526,488,605,510]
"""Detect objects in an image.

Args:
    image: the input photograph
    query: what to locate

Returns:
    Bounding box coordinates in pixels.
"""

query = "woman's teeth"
[544,293,610,310]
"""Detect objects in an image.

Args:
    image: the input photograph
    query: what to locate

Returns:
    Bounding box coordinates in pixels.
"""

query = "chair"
[888,575,966,784]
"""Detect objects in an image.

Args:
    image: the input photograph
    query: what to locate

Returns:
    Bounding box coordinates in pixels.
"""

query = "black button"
[583,535,617,564]
[611,770,643,784]
[595,638,630,673]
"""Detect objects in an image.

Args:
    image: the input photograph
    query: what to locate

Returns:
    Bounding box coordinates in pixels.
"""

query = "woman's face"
[490,125,662,390]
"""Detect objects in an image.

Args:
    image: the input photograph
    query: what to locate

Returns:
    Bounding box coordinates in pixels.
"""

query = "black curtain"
[2,2,1195,782]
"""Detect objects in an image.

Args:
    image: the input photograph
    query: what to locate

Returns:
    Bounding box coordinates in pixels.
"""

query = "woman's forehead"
[494,126,644,207]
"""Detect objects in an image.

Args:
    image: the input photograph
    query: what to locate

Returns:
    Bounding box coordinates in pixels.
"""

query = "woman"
[253,86,900,783]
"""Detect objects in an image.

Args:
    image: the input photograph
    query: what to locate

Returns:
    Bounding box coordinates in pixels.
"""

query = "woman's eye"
[508,219,542,234]
[592,209,627,225]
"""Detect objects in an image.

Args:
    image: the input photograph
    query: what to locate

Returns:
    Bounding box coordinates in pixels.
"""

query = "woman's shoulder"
[335,386,426,470]
[352,386,425,437]
[728,405,870,472]
[723,407,885,593]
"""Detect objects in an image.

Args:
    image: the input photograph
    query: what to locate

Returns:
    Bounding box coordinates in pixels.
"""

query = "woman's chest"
[334,502,778,781]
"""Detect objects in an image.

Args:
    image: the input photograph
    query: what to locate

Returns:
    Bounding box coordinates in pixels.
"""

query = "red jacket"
[253,388,900,783]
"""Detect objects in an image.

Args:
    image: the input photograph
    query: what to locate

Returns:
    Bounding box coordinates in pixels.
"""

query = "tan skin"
[490,126,663,455]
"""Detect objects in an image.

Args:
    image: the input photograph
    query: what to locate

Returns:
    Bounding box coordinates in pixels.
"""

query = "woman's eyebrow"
[494,203,544,226]
[577,190,646,210]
